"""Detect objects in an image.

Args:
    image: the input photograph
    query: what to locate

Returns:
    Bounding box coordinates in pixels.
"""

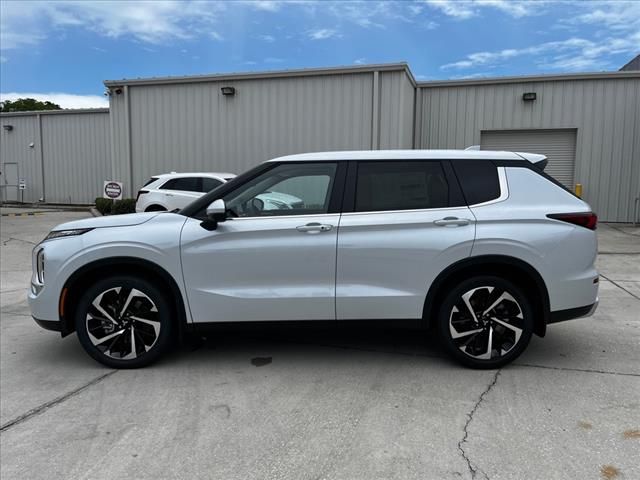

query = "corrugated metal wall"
[41,112,111,203]
[0,110,110,204]
[379,70,415,149]
[416,78,640,222]
[109,69,416,196]
[0,115,42,203]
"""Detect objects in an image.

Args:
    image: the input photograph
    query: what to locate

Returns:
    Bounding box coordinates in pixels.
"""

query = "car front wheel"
[437,276,533,369]
[75,276,173,368]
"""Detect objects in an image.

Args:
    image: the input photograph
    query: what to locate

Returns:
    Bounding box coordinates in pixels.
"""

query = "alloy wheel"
[86,287,161,360]
[449,286,524,361]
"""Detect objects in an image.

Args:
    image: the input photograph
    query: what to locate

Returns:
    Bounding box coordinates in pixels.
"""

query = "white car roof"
[267,149,546,164]
[153,172,236,179]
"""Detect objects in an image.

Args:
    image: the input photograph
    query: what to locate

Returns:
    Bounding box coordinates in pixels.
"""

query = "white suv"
[29,150,599,369]
[135,172,235,212]
[135,172,306,213]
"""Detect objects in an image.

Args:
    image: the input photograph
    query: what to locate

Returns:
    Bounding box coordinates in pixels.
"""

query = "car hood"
[53,212,162,231]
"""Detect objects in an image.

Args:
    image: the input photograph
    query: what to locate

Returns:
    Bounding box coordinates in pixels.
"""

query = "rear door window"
[161,177,201,192]
[450,160,501,205]
[354,161,449,212]
[201,177,223,192]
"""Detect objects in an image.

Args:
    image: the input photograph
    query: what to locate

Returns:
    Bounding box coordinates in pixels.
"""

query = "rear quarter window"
[451,160,501,205]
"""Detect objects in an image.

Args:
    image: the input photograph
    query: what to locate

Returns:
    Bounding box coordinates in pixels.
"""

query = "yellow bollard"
[575,183,582,198]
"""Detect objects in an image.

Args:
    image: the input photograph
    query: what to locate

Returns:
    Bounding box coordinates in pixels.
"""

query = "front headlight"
[36,248,45,284]
[44,228,93,241]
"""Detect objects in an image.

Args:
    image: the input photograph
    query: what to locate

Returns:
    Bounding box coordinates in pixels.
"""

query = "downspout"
[371,70,380,150]
[124,85,134,197]
[37,113,45,202]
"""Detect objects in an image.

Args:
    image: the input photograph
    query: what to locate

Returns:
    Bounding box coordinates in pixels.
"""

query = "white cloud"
[0,92,109,109]
[423,0,541,19]
[424,0,475,19]
[248,1,282,12]
[441,34,640,72]
[354,57,366,64]
[570,1,640,32]
[308,28,338,40]
[0,1,225,50]
[258,34,276,42]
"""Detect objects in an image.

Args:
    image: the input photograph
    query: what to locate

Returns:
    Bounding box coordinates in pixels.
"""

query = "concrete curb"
[90,208,103,217]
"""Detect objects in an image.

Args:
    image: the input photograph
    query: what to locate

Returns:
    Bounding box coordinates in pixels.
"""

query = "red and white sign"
[103,181,123,200]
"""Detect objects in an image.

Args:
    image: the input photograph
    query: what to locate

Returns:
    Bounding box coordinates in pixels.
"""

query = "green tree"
[0,98,62,112]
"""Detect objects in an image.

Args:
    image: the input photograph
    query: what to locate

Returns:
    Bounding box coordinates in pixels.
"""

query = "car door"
[160,177,203,209]
[180,161,345,323]
[336,160,475,320]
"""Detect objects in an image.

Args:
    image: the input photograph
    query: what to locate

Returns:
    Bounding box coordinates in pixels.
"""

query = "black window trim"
[342,159,465,214]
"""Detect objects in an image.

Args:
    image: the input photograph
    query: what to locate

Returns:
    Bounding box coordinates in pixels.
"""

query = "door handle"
[165,193,174,197]
[434,217,470,227]
[296,222,333,233]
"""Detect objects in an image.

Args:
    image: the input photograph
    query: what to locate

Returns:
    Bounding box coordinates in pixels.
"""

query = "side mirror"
[206,199,227,221]
[200,199,226,231]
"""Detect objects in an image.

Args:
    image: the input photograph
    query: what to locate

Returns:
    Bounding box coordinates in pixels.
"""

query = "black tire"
[145,205,167,212]
[436,275,533,369]
[75,275,174,368]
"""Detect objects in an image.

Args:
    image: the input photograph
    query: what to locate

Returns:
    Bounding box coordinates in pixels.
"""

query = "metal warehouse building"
[1,62,639,222]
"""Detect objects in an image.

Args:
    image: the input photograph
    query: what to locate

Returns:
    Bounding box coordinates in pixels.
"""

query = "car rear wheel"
[437,276,533,369]
[75,276,173,368]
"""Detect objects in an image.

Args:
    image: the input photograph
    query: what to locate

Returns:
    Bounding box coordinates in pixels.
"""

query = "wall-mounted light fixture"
[3,125,13,131]
[221,86,236,96]
[522,92,537,102]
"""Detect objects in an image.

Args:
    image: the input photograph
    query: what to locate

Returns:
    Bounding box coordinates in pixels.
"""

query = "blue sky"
[1,0,638,108]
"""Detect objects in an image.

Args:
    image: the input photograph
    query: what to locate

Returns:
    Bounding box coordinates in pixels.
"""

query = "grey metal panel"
[109,91,131,195]
[0,115,43,203]
[417,77,640,222]
[123,72,375,191]
[481,129,577,187]
[379,70,415,149]
[41,112,111,203]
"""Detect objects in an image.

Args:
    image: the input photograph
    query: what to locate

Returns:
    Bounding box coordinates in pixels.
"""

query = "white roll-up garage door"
[481,129,577,187]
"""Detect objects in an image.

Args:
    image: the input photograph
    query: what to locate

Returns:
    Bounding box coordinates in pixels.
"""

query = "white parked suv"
[135,172,235,212]
[135,172,306,213]
[29,150,599,369]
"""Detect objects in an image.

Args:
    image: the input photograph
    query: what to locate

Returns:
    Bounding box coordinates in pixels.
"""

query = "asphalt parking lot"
[1,208,638,480]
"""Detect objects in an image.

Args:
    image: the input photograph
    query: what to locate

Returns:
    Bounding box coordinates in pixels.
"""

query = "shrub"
[112,198,137,215]
[95,197,112,215]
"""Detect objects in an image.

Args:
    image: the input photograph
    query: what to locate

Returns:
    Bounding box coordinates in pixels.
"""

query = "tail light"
[136,190,149,201]
[547,212,597,230]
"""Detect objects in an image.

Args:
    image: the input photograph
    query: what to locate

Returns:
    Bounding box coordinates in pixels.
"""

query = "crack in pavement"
[513,363,640,377]
[458,369,501,480]
[2,237,37,246]
[0,371,117,432]
[600,273,640,301]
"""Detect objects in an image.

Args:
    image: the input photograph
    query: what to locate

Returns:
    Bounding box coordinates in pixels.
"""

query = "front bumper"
[33,317,62,332]
[548,298,598,324]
